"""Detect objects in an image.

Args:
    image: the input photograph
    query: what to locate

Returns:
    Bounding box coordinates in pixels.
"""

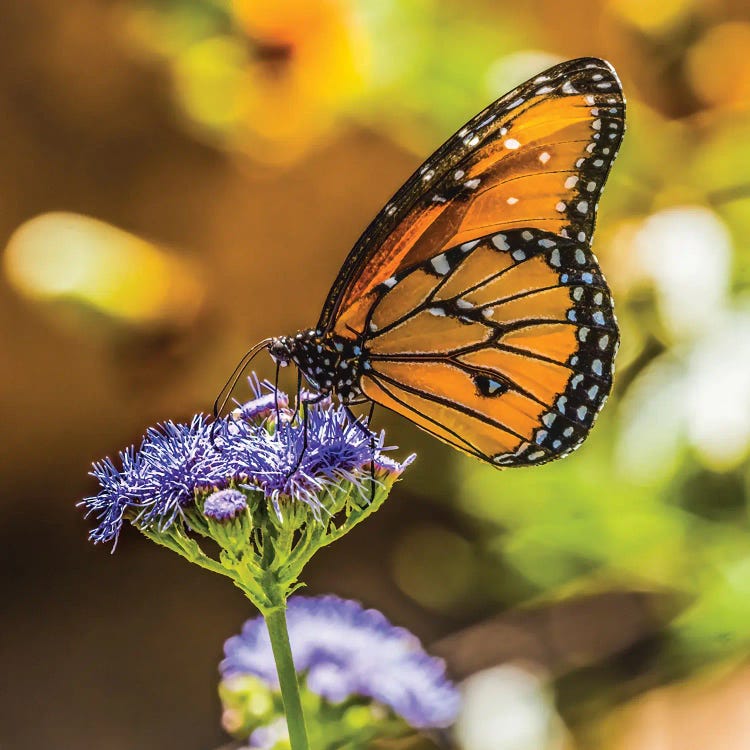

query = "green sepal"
[134,466,400,613]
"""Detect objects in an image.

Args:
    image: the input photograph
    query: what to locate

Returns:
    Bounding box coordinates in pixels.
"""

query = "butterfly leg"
[366,401,376,504]
[286,369,309,477]
[344,400,377,504]
[286,371,329,478]
[273,359,282,425]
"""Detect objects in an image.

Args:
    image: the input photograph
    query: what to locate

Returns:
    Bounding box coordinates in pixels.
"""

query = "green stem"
[265,606,310,750]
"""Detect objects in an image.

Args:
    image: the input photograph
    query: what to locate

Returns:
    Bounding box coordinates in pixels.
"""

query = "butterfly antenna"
[211,338,273,445]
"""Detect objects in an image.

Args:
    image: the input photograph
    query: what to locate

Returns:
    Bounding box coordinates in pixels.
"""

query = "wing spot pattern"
[363,227,618,464]
[492,233,510,250]
[430,254,451,275]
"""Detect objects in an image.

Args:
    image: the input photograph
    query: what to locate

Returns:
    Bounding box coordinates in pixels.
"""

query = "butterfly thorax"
[268,330,368,402]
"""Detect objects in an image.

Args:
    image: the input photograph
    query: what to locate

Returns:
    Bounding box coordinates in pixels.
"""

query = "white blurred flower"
[617,357,687,483]
[684,308,750,468]
[633,206,731,338]
[455,665,567,750]
[619,305,750,476]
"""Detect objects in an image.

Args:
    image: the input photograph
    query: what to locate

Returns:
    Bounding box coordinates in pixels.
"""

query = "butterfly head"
[268,336,295,367]
[268,329,367,402]
[268,330,325,369]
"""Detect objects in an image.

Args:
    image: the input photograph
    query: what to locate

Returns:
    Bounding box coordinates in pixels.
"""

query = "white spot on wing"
[430,254,451,275]
[492,234,509,251]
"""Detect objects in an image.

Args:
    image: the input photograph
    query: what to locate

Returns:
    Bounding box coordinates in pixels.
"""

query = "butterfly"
[219,57,625,468]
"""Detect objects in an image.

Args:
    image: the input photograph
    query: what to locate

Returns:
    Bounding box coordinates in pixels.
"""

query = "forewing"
[359,228,618,466]
[321,57,625,337]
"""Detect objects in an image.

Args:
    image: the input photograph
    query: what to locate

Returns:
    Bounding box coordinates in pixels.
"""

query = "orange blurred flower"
[166,0,370,164]
[232,0,370,162]
[686,22,750,110]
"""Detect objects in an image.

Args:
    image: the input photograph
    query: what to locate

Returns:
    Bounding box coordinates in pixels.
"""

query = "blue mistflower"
[81,378,413,545]
[204,488,248,521]
[221,595,461,731]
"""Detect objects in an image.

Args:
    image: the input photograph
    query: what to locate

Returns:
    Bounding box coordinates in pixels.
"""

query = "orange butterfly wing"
[316,57,625,467]
[319,57,624,338]
[359,228,617,465]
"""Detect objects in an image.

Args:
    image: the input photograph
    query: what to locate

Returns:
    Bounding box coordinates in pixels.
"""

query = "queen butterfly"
[217,57,625,467]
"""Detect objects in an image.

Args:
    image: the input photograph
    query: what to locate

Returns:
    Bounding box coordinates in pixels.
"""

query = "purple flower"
[204,488,248,521]
[81,378,412,544]
[221,595,461,729]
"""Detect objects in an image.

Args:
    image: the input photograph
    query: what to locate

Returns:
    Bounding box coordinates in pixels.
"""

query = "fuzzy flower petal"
[204,488,248,521]
[221,595,461,729]
[81,378,411,544]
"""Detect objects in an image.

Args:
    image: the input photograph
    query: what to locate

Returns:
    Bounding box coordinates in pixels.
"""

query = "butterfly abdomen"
[269,331,369,402]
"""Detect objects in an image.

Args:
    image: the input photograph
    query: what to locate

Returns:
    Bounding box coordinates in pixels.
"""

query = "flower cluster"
[222,595,460,732]
[80,377,413,615]
[82,378,412,546]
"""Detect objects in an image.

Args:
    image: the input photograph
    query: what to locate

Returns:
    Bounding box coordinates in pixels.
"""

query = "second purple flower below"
[220,595,461,747]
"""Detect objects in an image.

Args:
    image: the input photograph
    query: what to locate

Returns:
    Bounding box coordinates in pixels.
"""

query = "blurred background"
[2,0,750,748]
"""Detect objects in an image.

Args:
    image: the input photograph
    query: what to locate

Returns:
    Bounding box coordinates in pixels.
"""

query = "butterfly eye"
[268,337,292,364]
